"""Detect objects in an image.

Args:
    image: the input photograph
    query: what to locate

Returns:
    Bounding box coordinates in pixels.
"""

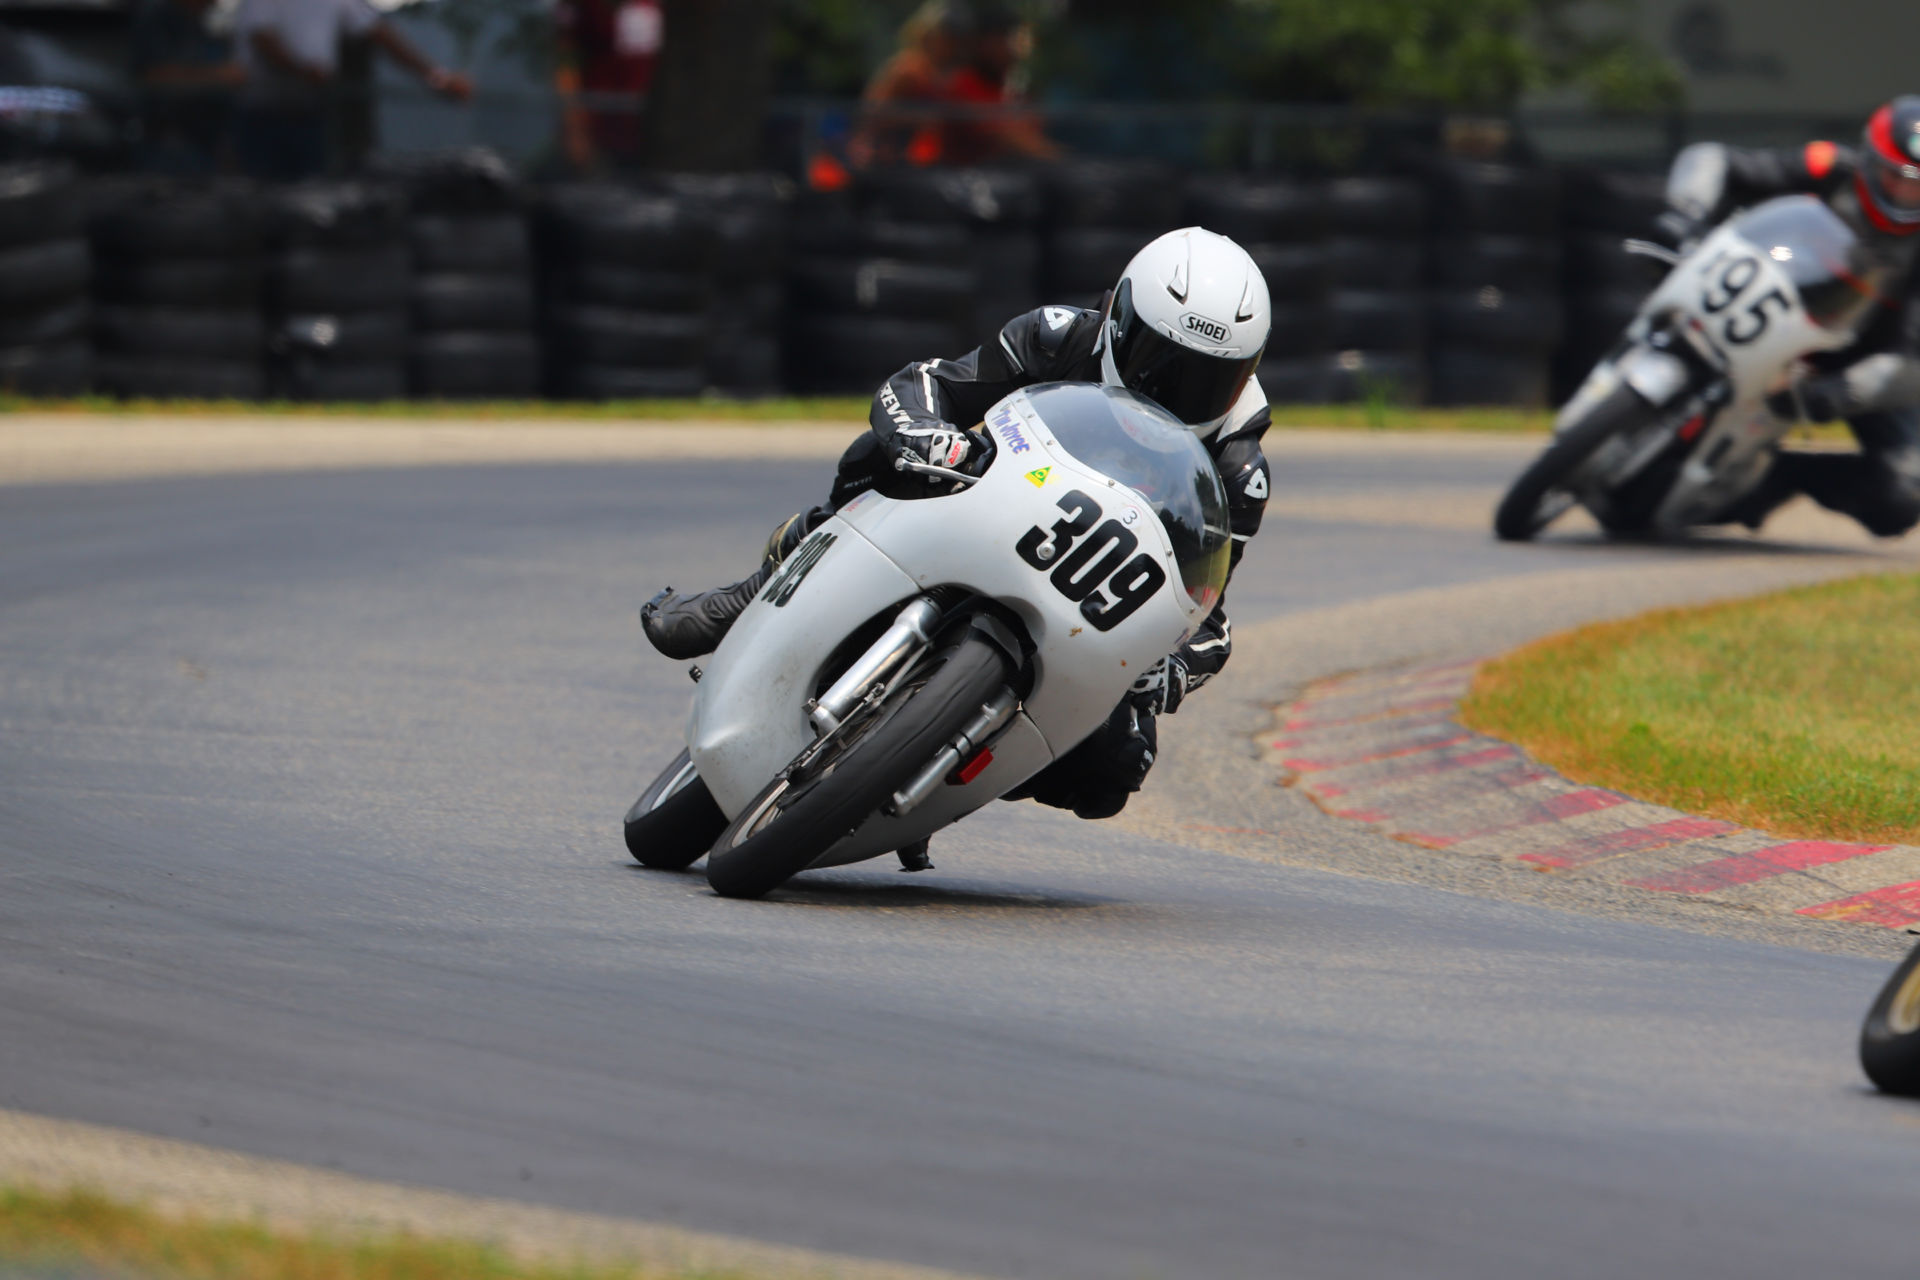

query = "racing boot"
[641,509,825,660]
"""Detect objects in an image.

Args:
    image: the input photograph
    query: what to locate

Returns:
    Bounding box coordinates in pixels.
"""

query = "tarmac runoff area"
[5,413,1920,1275]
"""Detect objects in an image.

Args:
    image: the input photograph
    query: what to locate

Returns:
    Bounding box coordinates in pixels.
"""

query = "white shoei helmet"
[1098,226,1270,436]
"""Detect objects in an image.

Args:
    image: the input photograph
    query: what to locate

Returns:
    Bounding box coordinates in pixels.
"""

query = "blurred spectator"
[848,1,966,168]
[850,1,1056,170]
[231,0,473,182]
[129,0,243,175]
[556,0,662,172]
[939,4,1058,165]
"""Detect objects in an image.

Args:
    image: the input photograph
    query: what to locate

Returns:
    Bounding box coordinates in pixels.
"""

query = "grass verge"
[0,394,875,423]
[0,1185,733,1280]
[0,393,1555,429]
[1,393,1862,442]
[1459,573,1920,845]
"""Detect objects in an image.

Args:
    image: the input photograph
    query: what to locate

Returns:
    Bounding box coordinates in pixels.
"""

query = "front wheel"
[624,748,727,870]
[705,633,1012,899]
[1861,940,1920,1096]
[1493,381,1658,542]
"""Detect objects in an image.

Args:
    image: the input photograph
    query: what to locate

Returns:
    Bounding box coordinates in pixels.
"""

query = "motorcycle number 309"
[1015,488,1169,631]
[1698,249,1795,346]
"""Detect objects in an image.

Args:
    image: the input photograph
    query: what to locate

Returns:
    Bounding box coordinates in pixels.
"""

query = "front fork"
[1586,327,1728,490]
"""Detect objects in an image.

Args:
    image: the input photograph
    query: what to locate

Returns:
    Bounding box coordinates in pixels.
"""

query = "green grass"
[0,393,1560,431]
[0,393,1863,445]
[0,393,875,422]
[1459,574,1920,844]
[0,1186,746,1280]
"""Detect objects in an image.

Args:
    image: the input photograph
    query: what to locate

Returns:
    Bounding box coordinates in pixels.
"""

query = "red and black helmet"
[1859,96,1920,233]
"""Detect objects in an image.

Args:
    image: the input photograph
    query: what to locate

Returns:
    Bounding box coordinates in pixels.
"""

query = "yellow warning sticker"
[1025,467,1051,487]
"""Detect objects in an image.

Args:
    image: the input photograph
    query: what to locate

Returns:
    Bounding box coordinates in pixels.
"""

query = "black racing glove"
[1129,653,1191,716]
[893,423,994,483]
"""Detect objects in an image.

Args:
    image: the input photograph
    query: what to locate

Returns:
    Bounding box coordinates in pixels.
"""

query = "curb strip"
[1268,663,1920,929]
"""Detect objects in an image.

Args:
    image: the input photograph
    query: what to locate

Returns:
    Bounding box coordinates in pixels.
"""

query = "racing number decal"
[1014,489,1098,566]
[1700,253,1758,313]
[1016,488,1169,631]
[1697,249,1794,346]
[1724,288,1790,344]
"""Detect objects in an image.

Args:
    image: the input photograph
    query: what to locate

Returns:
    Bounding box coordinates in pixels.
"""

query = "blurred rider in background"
[1665,96,1920,537]
[644,228,1274,822]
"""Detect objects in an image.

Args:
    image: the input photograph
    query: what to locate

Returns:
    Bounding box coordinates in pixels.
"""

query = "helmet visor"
[1868,150,1920,223]
[1109,280,1261,427]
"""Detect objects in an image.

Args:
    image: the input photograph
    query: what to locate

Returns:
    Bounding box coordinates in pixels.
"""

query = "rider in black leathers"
[643,227,1275,820]
[1665,96,1920,535]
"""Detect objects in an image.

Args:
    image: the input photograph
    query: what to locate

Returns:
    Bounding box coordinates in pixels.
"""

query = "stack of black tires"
[0,162,91,395]
[1186,175,1331,405]
[1042,160,1183,314]
[390,153,540,400]
[92,179,263,400]
[659,173,789,397]
[784,176,977,394]
[871,167,1048,349]
[1422,160,1563,407]
[538,184,713,400]
[262,183,412,401]
[1323,178,1429,403]
[1555,168,1669,403]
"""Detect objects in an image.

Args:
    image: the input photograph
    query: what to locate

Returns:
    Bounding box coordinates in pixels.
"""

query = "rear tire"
[1493,381,1657,541]
[705,634,1011,899]
[1863,941,1920,1096]
[624,748,727,870]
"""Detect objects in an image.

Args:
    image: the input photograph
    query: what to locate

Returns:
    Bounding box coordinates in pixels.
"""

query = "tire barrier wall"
[0,157,1673,408]
[0,162,91,396]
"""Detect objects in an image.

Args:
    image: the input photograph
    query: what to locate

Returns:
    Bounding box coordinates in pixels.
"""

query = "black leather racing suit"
[817,301,1274,820]
[1670,141,1920,535]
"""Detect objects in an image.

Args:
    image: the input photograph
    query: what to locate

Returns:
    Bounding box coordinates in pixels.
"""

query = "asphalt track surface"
[5,436,1920,1279]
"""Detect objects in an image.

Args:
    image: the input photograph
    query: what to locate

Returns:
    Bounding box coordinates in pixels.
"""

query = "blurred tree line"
[771,0,1682,110]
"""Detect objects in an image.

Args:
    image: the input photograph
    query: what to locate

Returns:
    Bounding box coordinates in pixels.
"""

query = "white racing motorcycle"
[1494,193,1896,540]
[622,381,1233,899]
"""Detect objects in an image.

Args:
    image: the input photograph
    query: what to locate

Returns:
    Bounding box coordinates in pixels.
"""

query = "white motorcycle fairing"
[684,384,1217,870]
[1552,195,1887,532]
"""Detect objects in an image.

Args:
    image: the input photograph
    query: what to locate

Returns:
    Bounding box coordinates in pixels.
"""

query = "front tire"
[624,748,727,870]
[1493,382,1658,542]
[1861,940,1920,1096]
[705,634,1012,899]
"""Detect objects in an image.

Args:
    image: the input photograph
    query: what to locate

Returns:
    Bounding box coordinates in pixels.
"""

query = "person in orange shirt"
[938,5,1059,166]
[848,2,967,169]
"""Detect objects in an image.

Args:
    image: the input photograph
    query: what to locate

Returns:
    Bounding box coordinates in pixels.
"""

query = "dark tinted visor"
[1869,151,1920,222]
[1109,280,1261,426]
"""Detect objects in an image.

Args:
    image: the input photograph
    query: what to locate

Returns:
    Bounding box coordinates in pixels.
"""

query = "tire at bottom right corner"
[1861,940,1920,1097]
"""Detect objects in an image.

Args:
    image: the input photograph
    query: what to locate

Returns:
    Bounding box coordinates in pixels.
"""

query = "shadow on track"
[625,863,1121,914]
[1519,529,1892,558]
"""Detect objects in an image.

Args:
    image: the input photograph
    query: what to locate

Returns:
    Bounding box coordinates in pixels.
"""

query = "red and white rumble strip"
[1268,663,1920,929]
